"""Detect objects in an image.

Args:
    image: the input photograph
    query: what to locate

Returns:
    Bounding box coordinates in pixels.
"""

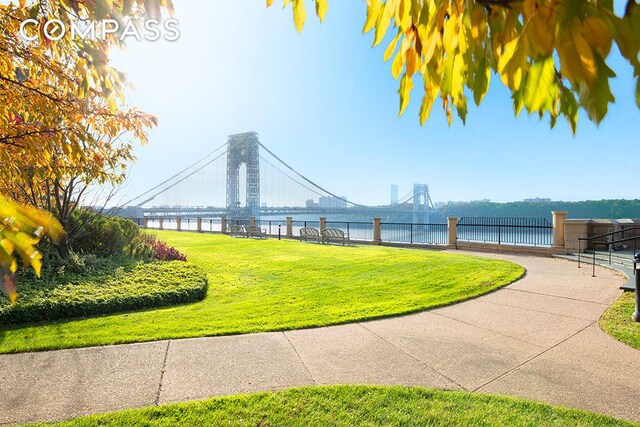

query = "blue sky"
[110,0,640,206]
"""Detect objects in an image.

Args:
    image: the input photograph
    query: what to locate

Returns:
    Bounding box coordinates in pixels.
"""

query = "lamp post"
[633,252,640,322]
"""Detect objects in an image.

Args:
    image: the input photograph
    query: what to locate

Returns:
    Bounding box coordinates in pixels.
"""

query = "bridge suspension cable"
[257,141,371,209]
[122,140,230,206]
[124,140,238,207]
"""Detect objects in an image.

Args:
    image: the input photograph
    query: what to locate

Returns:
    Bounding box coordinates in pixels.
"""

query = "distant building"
[390,185,398,205]
[318,196,347,208]
[306,199,318,208]
[524,198,552,203]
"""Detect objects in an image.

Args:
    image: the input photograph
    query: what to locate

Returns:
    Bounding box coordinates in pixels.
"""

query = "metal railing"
[255,219,287,237]
[585,236,640,277]
[577,227,640,274]
[457,217,553,246]
[291,220,320,237]
[381,222,448,245]
[326,221,373,241]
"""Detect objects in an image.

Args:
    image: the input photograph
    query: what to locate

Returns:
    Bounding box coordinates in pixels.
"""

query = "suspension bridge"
[118,132,436,222]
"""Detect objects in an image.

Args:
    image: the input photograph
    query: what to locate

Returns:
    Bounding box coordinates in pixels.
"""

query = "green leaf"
[522,56,557,114]
[441,53,464,104]
[95,0,113,19]
[578,55,615,125]
[472,46,491,106]
[636,78,640,108]
[560,87,579,134]
[28,4,39,20]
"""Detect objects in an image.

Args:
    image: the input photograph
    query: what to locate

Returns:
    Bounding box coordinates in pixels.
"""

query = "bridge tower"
[413,184,434,223]
[226,132,260,220]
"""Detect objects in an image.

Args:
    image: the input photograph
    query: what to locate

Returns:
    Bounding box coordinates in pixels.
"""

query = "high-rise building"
[390,185,398,205]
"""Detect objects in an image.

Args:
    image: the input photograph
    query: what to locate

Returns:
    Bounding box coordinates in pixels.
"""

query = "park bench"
[300,227,321,243]
[229,225,245,237]
[322,228,349,245]
[245,225,266,239]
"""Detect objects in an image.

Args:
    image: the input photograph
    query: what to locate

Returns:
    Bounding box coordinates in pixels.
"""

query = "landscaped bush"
[66,210,141,257]
[149,238,188,261]
[1,260,208,324]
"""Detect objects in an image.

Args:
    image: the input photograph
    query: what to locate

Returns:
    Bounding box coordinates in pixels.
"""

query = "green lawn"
[34,385,636,427]
[600,291,640,350]
[0,231,524,354]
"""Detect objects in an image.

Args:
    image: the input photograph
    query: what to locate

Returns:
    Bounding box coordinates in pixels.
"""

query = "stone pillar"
[221,216,227,233]
[447,217,458,248]
[320,217,327,233]
[373,217,382,245]
[176,216,182,231]
[143,217,149,229]
[552,211,568,248]
[250,216,256,226]
[563,219,590,252]
[158,217,164,230]
[286,216,293,238]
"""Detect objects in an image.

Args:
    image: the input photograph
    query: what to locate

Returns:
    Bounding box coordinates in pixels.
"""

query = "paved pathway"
[1,252,639,425]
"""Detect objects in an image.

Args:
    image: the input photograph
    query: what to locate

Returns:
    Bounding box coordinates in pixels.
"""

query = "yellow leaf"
[267,0,274,7]
[582,16,612,57]
[293,0,306,33]
[363,0,381,33]
[498,36,527,90]
[419,73,438,125]
[315,0,327,22]
[384,30,401,62]
[391,49,405,80]
[406,48,418,75]
[470,7,486,41]
[373,1,393,46]
[557,19,596,85]
[442,12,458,53]
[398,73,414,116]
[528,14,555,56]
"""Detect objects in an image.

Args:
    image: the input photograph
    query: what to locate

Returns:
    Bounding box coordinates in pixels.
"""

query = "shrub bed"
[0,261,208,324]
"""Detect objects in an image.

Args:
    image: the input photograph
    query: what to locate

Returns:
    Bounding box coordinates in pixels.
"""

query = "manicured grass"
[600,291,640,350]
[0,231,524,354]
[33,385,636,426]
[0,260,207,324]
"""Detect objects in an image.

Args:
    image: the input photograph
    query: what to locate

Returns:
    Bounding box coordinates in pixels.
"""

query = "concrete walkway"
[1,252,639,425]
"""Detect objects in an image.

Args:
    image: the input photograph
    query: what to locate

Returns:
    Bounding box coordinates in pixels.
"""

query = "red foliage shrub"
[150,239,187,262]
[138,234,187,261]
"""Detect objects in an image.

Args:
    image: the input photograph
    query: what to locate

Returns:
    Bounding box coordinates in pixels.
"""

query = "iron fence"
[381,222,448,245]
[255,219,287,236]
[140,216,553,247]
[291,220,321,237]
[326,221,373,241]
[457,217,552,246]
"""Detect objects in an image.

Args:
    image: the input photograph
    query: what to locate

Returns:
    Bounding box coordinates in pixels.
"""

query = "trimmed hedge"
[0,261,208,324]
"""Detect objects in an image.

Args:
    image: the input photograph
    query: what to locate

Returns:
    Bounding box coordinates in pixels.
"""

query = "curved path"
[1,252,639,425]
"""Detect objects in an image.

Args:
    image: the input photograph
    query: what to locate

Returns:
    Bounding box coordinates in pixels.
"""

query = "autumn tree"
[272,0,639,132]
[0,0,173,297]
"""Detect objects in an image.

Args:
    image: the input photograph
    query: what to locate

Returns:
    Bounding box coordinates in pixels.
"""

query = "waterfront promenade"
[1,252,638,425]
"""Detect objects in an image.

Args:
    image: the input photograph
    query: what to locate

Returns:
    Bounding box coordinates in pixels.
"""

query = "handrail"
[578,226,640,243]
[577,226,640,269]
[579,234,640,277]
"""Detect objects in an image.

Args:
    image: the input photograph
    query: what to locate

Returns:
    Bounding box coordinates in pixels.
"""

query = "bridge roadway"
[140,206,421,218]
